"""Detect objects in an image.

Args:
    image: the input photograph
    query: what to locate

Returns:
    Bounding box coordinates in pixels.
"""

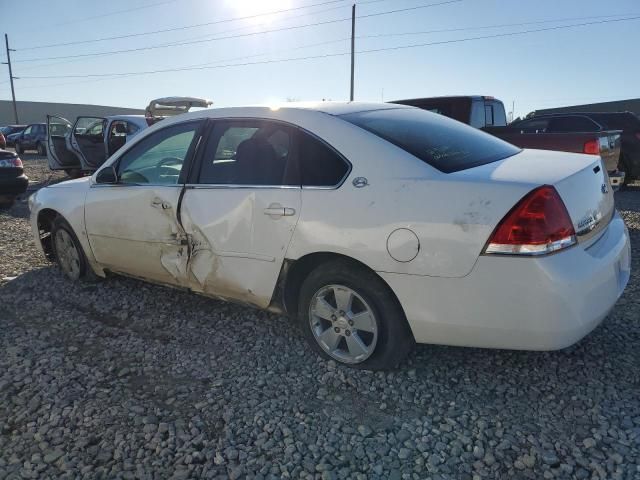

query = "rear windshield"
[340,108,520,173]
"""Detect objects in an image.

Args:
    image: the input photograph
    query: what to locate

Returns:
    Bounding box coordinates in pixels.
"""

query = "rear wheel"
[36,142,46,156]
[619,155,632,187]
[0,197,15,209]
[298,260,414,370]
[51,217,96,281]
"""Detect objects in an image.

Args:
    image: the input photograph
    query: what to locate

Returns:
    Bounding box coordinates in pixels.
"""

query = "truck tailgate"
[484,128,622,172]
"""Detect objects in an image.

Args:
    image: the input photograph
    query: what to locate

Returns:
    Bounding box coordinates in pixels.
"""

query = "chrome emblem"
[601,183,608,194]
[352,177,369,188]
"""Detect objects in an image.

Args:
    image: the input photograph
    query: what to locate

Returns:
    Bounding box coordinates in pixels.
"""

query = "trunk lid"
[145,97,213,117]
[452,149,615,244]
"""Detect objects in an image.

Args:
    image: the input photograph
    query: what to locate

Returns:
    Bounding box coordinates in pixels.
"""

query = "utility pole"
[350,4,355,102]
[3,34,19,124]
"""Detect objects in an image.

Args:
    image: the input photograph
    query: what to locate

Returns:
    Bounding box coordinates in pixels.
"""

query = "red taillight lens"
[13,157,23,168]
[485,186,576,255]
[583,139,600,155]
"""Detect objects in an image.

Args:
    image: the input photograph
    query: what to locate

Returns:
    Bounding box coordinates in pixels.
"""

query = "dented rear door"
[180,118,301,308]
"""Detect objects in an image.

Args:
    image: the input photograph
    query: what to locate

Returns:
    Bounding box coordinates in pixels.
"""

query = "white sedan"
[29,102,631,369]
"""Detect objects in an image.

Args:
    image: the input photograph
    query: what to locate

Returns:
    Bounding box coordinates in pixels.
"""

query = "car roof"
[170,101,413,122]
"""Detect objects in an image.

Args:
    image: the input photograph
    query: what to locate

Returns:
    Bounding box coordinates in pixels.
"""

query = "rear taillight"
[0,157,22,168]
[583,139,600,155]
[484,186,576,256]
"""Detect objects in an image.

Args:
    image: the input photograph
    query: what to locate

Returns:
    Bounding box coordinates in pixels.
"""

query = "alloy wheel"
[309,284,378,364]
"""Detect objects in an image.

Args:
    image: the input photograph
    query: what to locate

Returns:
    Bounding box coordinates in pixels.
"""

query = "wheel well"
[37,208,60,261]
[278,252,405,319]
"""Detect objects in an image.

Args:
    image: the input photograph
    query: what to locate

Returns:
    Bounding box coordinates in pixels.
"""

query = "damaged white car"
[47,97,212,175]
[30,102,631,369]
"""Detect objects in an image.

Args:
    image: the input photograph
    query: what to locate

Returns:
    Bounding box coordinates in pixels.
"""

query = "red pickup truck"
[392,96,624,188]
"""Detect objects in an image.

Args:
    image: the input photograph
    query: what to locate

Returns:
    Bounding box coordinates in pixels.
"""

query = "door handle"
[263,204,296,217]
[151,198,171,210]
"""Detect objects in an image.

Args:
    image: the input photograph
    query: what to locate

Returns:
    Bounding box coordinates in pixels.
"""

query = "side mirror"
[96,165,118,184]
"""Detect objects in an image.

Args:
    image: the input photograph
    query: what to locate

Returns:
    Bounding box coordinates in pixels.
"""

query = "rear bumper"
[380,211,631,350]
[0,174,29,196]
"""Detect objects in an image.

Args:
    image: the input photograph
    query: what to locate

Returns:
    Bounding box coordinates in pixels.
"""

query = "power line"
[357,12,640,39]
[16,0,348,51]
[13,0,462,63]
[48,0,181,27]
[16,15,640,81]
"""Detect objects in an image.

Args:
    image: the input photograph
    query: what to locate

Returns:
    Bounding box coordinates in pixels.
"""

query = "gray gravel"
[1,155,640,479]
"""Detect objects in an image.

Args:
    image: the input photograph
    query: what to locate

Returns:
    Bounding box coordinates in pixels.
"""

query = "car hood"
[46,177,92,189]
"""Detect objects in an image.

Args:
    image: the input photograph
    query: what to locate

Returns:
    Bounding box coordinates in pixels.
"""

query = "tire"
[619,155,632,188]
[64,168,83,179]
[36,142,46,156]
[298,260,414,370]
[0,198,15,209]
[50,216,97,282]
[14,142,22,154]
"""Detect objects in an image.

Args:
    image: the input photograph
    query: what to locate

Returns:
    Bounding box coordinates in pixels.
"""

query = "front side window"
[117,121,201,185]
[197,120,297,186]
[341,108,520,173]
[23,126,33,135]
[74,117,105,136]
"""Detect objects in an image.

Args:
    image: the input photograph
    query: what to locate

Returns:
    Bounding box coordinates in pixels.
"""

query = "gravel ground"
[1,154,639,480]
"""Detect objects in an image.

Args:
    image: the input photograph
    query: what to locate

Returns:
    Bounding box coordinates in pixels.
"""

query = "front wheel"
[298,260,414,370]
[51,217,97,281]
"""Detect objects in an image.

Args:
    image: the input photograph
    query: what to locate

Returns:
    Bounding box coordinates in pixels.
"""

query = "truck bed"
[484,127,622,174]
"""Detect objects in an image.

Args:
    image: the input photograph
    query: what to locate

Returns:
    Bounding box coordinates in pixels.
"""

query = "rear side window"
[298,132,349,187]
[591,113,640,130]
[340,108,520,173]
[547,116,600,132]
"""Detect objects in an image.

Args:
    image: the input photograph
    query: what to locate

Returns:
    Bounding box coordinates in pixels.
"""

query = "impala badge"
[601,183,608,194]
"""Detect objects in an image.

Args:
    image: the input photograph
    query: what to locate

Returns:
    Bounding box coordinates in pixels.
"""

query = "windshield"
[340,108,520,173]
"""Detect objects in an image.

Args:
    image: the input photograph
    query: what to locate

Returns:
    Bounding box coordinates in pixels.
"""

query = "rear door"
[180,118,301,308]
[71,117,107,170]
[47,115,81,170]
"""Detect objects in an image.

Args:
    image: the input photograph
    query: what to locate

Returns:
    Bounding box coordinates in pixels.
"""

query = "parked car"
[29,102,630,369]
[13,123,47,156]
[394,96,624,188]
[0,125,27,147]
[513,112,640,185]
[47,97,212,174]
[0,149,28,208]
[391,95,508,128]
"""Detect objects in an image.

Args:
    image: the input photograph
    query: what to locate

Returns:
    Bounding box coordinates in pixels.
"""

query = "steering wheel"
[155,156,183,177]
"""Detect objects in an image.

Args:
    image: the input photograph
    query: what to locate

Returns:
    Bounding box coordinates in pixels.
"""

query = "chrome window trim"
[90,183,183,188]
[184,184,301,190]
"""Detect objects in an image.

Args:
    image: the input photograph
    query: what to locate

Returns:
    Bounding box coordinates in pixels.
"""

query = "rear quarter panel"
[285,120,534,278]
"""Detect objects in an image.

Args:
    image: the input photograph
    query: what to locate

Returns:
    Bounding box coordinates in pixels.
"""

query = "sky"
[1,0,639,119]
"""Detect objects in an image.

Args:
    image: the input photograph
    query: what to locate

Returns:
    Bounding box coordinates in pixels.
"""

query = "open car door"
[70,117,108,171]
[145,97,213,117]
[46,115,81,171]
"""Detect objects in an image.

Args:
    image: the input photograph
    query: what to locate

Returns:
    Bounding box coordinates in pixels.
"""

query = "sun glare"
[228,0,293,22]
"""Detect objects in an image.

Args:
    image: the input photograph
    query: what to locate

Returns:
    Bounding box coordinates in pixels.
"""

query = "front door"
[180,119,301,308]
[71,116,107,170]
[85,120,204,286]
[47,115,81,170]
